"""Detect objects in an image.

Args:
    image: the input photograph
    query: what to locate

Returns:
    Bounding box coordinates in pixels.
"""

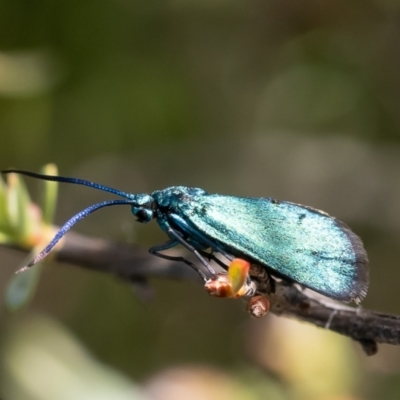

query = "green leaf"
[0,176,9,232]
[0,232,12,244]
[40,163,58,225]
[15,174,33,240]
[5,250,43,312]
[6,173,33,241]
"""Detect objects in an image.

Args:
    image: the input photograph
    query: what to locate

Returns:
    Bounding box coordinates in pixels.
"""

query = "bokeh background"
[1,0,400,399]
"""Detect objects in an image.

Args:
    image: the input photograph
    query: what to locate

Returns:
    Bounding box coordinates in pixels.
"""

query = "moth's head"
[131,194,156,223]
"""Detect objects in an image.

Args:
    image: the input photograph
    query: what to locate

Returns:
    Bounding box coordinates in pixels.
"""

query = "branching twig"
[2,230,398,355]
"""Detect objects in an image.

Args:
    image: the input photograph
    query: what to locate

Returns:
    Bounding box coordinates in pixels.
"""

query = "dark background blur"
[1,1,400,399]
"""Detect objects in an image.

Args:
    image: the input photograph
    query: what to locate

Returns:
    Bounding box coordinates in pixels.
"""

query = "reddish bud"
[247,295,270,318]
[204,274,234,298]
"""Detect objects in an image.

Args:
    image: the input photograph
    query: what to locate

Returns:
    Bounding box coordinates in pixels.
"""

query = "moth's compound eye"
[133,208,153,223]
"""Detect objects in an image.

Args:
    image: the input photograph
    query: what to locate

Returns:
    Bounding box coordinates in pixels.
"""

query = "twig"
[270,282,399,355]
[57,231,200,281]
[2,230,398,355]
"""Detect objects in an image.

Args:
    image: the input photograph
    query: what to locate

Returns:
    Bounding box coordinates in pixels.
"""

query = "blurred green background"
[1,0,400,399]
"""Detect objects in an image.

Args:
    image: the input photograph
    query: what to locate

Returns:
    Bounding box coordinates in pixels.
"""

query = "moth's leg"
[199,250,229,271]
[149,239,207,282]
[168,213,234,262]
[216,249,234,262]
[200,250,253,287]
[166,227,217,278]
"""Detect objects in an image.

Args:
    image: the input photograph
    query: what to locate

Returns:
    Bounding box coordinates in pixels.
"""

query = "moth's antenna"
[16,199,135,273]
[1,169,134,200]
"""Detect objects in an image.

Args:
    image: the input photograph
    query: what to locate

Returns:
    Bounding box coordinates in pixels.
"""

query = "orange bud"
[228,258,251,296]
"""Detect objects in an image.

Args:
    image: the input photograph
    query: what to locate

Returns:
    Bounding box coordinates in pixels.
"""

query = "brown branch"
[2,230,399,355]
[269,283,399,355]
[57,231,200,281]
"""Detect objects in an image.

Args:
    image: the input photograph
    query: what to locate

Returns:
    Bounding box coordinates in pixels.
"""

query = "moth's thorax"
[152,186,207,209]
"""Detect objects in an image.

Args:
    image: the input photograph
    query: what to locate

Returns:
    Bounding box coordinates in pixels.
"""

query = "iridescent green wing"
[179,194,368,303]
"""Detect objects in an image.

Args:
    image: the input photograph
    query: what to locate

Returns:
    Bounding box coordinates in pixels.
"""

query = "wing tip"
[335,219,369,304]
